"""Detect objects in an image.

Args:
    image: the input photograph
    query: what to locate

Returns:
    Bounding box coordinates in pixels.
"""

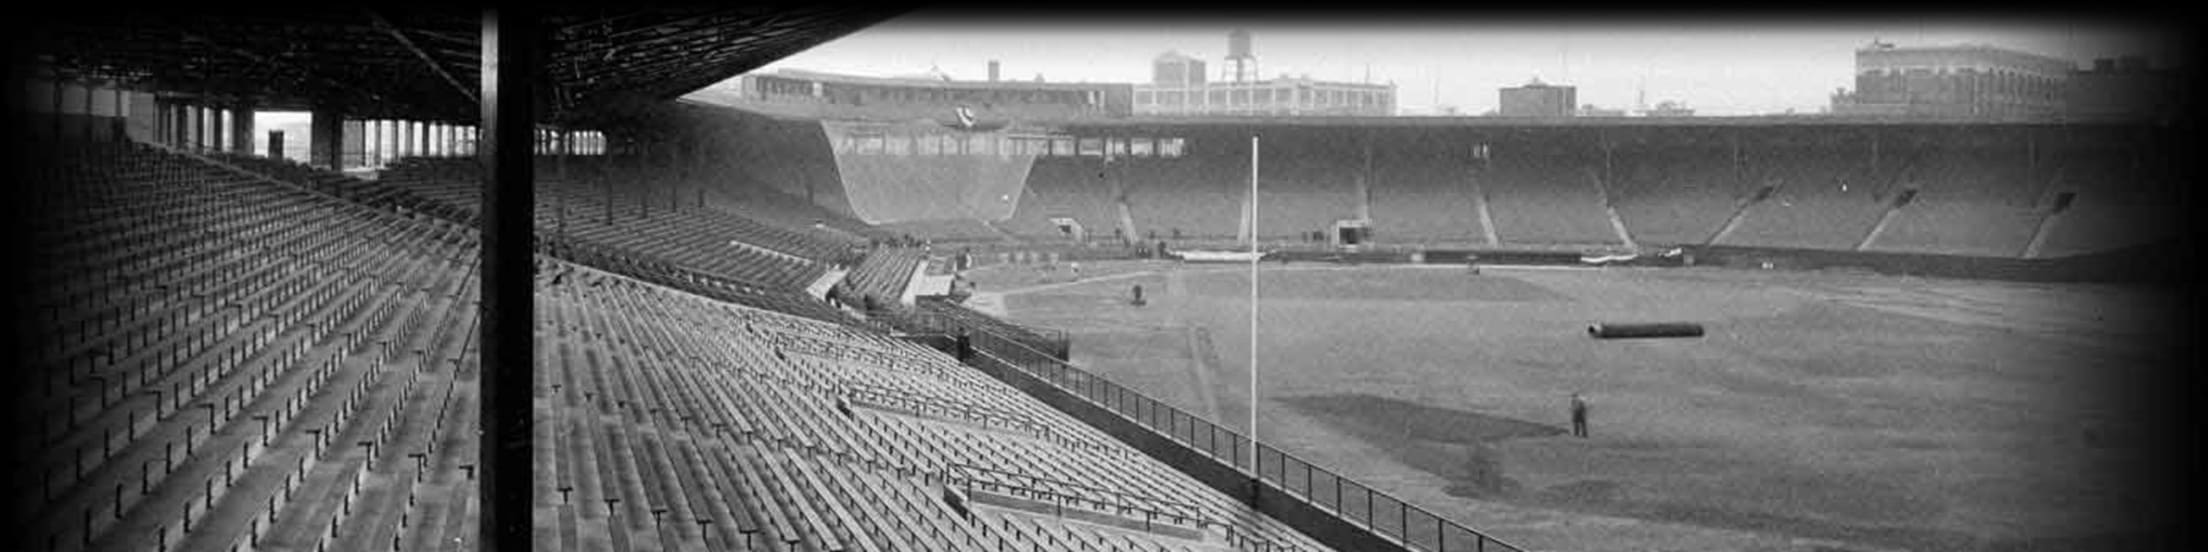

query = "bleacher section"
[1716,145,1895,250]
[1480,144,1621,247]
[209,153,850,323]
[1250,140,1362,239]
[874,219,1017,244]
[1865,143,2046,256]
[1608,144,1745,247]
[2028,146,2180,257]
[379,157,854,290]
[699,187,889,244]
[16,140,485,552]
[1008,161,1128,241]
[834,247,928,311]
[1120,158,1251,240]
[537,262,1334,551]
[1369,144,1482,244]
[23,136,1334,552]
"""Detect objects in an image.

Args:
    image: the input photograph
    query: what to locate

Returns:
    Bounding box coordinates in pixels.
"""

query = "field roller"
[1587,322,1706,339]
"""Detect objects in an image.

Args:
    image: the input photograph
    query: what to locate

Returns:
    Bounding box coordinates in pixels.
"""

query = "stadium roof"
[24,6,910,126]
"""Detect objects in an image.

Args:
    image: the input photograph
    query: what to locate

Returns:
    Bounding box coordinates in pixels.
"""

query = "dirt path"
[1163,267,1228,424]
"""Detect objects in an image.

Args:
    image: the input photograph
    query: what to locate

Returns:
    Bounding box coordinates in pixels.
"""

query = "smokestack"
[988,60,1001,82]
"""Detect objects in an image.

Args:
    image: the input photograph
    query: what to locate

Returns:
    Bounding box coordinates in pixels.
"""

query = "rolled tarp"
[1587,322,1706,339]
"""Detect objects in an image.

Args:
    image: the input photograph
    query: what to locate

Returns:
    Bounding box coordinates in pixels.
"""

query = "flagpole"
[1248,134,1260,477]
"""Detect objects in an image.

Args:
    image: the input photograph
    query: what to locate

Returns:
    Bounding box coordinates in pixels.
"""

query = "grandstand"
[695,105,2180,262]
[7,8,2186,552]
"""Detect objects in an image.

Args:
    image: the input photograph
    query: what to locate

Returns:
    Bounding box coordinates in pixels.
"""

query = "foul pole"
[1247,134,1260,476]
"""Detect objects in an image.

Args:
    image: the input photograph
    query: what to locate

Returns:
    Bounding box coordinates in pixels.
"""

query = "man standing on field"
[1570,393,1590,438]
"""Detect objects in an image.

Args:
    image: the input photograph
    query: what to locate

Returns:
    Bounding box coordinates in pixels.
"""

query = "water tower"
[1226,29,1257,83]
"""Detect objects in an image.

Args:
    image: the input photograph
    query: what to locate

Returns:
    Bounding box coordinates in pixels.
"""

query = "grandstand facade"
[704,68,1136,122]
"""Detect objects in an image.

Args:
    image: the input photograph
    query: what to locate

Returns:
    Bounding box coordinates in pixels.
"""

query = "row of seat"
[535,264,1330,551]
[16,139,488,552]
[949,140,2173,257]
[25,136,1354,552]
[380,157,856,277]
[833,248,927,311]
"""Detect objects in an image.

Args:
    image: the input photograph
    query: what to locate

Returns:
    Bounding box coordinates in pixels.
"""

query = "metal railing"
[913,309,1527,552]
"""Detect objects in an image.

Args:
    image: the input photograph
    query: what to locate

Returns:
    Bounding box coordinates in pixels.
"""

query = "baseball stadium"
[3,7,2191,552]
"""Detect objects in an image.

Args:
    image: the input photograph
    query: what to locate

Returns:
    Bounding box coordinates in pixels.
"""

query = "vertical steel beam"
[190,105,206,152]
[81,84,96,139]
[478,7,535,552]
[231,106,255,154]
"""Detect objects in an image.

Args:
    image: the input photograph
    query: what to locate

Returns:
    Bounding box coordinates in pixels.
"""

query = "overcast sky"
[739,11,2179,116]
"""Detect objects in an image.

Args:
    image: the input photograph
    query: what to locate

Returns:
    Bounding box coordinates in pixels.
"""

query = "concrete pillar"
[231,106,255,154]
[309,108,344,170]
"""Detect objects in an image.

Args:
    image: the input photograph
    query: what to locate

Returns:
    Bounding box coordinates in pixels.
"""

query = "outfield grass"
[972,261,2173,552]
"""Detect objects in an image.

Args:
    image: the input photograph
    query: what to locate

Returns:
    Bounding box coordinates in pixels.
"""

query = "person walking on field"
[1569,393,1590,438]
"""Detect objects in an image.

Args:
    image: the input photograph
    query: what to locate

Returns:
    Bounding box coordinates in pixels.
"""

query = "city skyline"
[737,12,2178,116]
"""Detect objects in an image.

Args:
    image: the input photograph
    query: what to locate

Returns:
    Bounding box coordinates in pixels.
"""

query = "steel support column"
[478,7,536,552]
[190,105,206,152]
[112,88,127,141]
[153,99,168,146]
[309,108,344,170]
[50,81,63,139]
[231,106,255,154]
[81,84,97,139]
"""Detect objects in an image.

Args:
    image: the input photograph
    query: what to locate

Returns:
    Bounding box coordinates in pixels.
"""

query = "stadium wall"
[1686,238,2192,282]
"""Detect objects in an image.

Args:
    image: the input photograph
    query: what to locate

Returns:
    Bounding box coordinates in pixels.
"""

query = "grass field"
[962,260,2176,552]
